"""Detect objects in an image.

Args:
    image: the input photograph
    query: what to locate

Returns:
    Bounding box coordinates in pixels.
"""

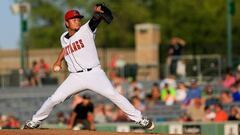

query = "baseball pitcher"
[24,3,154,130]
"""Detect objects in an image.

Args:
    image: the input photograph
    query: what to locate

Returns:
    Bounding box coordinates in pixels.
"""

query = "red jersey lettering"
[64,38,85,56]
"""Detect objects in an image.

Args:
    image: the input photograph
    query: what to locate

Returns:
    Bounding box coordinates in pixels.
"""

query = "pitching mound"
[0,129,167,135]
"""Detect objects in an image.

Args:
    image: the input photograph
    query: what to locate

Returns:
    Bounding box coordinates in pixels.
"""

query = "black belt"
[76,68,92,73]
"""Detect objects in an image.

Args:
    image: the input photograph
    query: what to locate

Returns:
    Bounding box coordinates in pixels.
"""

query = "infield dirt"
[0,129,168,135]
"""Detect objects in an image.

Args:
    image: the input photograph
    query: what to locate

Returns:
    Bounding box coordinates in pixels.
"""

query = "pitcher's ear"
[65,21,69,28]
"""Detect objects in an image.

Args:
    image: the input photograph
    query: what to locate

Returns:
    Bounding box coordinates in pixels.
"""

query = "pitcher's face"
[66,18,81,31]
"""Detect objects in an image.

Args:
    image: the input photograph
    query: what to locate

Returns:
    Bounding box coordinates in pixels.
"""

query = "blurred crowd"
[2,59,240,130]
[19,58,58,87]
[1,64,240,129]
[52,64,240,128]
[0,115,20,129]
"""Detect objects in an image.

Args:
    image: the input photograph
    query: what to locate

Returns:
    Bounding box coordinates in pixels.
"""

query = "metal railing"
[165,54,222,83]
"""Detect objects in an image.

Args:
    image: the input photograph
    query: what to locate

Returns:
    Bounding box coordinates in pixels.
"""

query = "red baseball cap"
[64,10,84,21]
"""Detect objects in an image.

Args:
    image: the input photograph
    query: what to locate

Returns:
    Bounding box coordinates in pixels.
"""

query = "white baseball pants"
[32,66,142,122]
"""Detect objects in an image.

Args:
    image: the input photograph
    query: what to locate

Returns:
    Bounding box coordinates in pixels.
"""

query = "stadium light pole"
[226,0,235,68]
[11,1,30,82]
[20,11,25,71]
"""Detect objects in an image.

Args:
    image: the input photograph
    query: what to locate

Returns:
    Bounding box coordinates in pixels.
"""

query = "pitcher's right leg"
[24,73,85,129]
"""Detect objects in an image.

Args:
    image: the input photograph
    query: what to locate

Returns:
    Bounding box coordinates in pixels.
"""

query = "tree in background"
[23,0,240,61]
[66,0,151,48]
[24,0,64,49]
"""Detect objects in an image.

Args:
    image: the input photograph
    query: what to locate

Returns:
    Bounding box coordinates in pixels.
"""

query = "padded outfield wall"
[41,122,240,135]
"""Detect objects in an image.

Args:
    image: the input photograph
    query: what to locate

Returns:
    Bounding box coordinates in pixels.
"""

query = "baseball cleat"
[138,117,155,130]
[23,120,41,129]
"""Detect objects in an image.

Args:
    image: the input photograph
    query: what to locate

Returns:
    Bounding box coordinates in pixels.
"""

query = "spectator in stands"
[183,79,201,105]
[222,69,236,89]
[0,114,2,127]
[131,86,145,101]
[186,98,205,121]
[0,115,20,129]
[112,76,125,96]
[236,65,240,82]
[178,113,192,122]
[149,82,161,101]
[39,59,50,77]
[145,82,161,108]
[39,58,50,84]
[203,106,216,122]
[203,84,219,108]
[219,91,233,104]
[70,95,83,109]
[131,96,145,112]
[164,89,176,106]
[230,83,240,102]
[228,105,240,121]
[176,59,186,80]
[176,82,187,103]
[161,83,176,104]
[160,75,177,89]
[214,103,228,122]
[104,104,117,122]
[56,112,67,125]
[115,55,126,78]
[23,68,33,87]
[128,79,144,99]
[128,79,143,97]
[30,60,40,86]
[238,81,240,90]
[109,55,118,80]
[94,104,107,123]
[0,115,9,128]
[237,81,240,95]
[167,37,186,76]
[114,109,129,122]
[68,95,95,130]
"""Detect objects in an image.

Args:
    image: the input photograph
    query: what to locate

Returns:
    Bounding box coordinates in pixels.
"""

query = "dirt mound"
[0,129,165,135]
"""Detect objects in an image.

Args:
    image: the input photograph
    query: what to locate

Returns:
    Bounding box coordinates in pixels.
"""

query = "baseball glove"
[96,3,113,24]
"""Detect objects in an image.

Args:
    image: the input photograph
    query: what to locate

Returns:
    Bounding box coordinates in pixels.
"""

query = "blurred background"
[0,0,240,134]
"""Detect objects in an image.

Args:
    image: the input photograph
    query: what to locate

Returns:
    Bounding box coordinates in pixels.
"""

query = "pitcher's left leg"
[86,69,155,130]
[87,70,142,122]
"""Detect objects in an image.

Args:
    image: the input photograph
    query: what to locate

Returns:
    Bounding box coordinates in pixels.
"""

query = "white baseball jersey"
[60,21,100,72]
